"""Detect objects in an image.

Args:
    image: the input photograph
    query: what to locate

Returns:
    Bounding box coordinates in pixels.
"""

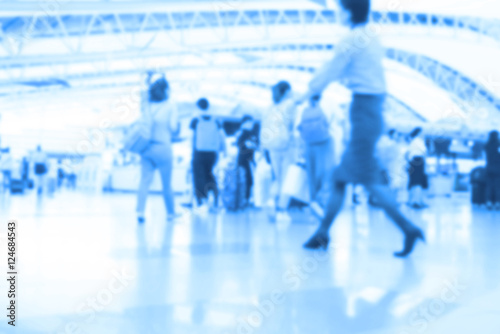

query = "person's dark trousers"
[486,172,500,205]
[239,161,253,202]
[193,150,218,206]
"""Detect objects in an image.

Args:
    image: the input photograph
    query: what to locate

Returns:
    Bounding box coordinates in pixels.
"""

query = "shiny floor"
[0,189,499,334]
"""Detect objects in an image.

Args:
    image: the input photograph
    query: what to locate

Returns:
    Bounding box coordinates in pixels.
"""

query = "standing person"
[390,131,410,203]
[21,157,30,188]
[370,129,399,206]
[406,127,429,209]
[484,130,500,210]
[299,0,424,257]
[0,148,13,190]
[56,159,65,189]
[297,94,335,218]
[46,158,58,196]
[136,74,181,223]
[260,81,298,221]
[236,115,259,206]
[377,129,403,191]
[190,98,224,212]
[33,145,48,195]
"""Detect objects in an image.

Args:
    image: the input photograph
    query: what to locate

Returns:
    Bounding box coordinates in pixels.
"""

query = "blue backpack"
[298,107,330,144]
[195,117,221,152]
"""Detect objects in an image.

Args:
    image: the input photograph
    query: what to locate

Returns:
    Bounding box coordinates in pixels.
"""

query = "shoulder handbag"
[123,102,154,154]
[281,162,310,204]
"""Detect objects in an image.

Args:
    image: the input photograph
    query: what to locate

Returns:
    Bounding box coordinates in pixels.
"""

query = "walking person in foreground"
[300,0,425,257]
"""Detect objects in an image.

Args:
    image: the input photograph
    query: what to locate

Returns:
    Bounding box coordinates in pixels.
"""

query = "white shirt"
[407,137,427,160]
[141,91,179,146]
[309,24,386,95]
[32,151,48,164]
[260,98,297,150]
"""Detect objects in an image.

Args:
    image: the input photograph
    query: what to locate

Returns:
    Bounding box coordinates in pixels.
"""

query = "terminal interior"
[1,0,500,333]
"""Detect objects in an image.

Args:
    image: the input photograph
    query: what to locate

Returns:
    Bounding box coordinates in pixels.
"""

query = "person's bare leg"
[304,180,346,249]
[318,181,347,234]
[366,183,425,257]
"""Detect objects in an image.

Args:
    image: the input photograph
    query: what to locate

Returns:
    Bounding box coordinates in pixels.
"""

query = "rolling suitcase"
[470,167,487,205]
[10,179,24,194]
[221,160,247,211]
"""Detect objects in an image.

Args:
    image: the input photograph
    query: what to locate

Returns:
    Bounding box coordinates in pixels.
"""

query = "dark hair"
[487,130,499,146]
[149,77,169,102]
[409,127,422,139]
[197,98,209,111]
[241,115,253,124]
[340,0,370,25]
[311,94,321,102]
[272,81,291,104]
[388,129,396,138]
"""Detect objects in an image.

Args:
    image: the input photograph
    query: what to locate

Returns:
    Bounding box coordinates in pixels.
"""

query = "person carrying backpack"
[190,98,224,211]
[297,94,335,218]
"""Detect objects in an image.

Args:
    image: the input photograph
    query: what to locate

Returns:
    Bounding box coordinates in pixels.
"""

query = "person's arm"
[140,72,154,118]
[189,118,198,131]
[168,103,180,135]
[405,143,412,162]
[217,121,226,153]
[283,100,298,133]
[140,90,151,120]
[236,131,246,149]
[296,35,353,104]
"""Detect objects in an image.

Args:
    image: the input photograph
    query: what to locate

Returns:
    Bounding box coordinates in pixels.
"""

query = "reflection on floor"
[0,190,499,334]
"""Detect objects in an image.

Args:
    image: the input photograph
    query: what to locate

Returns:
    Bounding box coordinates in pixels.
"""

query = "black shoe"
[303,233,330,250]
[394,229,425,258]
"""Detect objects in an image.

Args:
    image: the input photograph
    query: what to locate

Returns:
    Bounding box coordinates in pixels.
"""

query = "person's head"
[309,94,321,108]
[149,77,169,102]
[338,0,370,27]
[409,127,423,140]
[272,81,291,104]
[197,98,210,112]
[36,145,42,152]
[387,129,396,139]
[241,115,254,130]
[487,130,499,144]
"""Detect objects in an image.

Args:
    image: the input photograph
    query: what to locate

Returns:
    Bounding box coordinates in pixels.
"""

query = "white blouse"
[141,91,179,146]
[407,137,427,160]
[309,24,387,95]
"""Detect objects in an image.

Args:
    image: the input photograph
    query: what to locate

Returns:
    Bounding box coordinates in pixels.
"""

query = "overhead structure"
[1,0,500,151]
